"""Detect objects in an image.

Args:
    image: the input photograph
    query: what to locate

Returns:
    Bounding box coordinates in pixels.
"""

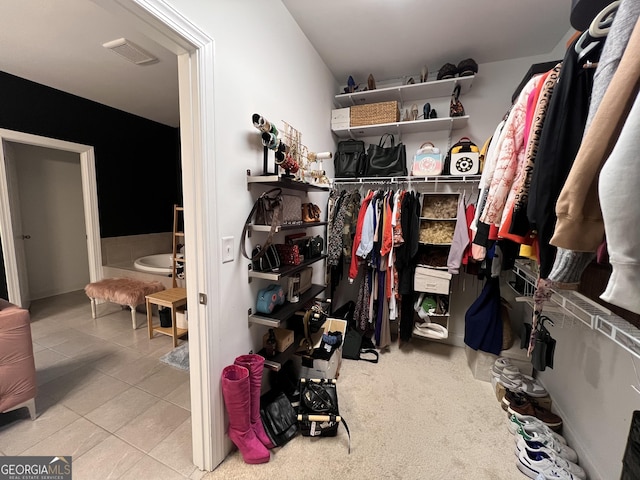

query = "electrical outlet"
[221,236,234,263]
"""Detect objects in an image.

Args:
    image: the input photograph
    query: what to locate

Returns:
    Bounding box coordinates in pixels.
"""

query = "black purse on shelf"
[364,133,407,177]
[251,244,281,272]
[334,139,366,178]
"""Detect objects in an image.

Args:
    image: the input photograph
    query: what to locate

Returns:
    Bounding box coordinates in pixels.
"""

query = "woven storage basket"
[419,220,456,244]
[350,101,400,127]
[422,194,459,219]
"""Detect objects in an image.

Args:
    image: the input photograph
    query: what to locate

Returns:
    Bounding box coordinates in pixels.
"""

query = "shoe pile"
[490,358,587,479]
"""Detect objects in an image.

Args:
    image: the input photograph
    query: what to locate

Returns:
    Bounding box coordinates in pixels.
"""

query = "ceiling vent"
[102,38,158,65]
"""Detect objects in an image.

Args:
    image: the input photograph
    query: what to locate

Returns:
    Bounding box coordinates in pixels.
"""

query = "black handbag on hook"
[531,315,556,371]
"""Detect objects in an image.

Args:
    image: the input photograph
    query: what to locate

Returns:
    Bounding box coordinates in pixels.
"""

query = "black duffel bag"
[334,139,365,178]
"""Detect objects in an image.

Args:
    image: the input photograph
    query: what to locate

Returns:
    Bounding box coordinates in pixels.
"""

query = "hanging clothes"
[549,10,640,285]
[526,33,602,279]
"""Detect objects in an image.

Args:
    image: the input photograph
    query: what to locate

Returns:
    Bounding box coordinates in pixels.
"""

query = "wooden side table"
[146,287,188,348]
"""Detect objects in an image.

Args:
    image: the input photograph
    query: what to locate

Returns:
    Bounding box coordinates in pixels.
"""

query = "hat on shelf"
[437,63,458,80]
[457,58,478,77]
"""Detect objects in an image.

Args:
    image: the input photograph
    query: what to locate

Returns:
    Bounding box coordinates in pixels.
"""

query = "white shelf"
[332,115,469,139]
[332,174,481,185]
[512,259,640,360]
[335,75,475,107]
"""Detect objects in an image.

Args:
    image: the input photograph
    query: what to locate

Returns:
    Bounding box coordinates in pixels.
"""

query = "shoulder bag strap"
[359,348,379,363]
[241,188,282,260]
[299,309,314,354]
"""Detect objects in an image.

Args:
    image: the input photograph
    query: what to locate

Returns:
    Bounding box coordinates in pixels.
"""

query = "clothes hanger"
[589,0,619,38]
[575,0,619,61]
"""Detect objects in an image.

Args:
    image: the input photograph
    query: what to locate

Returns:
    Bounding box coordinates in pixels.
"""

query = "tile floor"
[0,290,205,480]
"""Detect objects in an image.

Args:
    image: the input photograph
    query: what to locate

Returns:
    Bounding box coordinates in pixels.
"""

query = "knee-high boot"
[221,365,270,464]
[234,354,275,448]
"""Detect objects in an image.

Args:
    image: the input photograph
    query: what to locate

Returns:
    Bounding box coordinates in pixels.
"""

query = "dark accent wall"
[0,70,182,298]
[0,70,181,236]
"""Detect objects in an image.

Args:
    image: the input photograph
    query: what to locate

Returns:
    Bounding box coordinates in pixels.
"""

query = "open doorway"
[0,129,102,309]
[9,142,89,300]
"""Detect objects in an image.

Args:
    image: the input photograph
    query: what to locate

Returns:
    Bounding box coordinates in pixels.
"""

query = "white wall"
[13,143,89,299]
[167,0,337,384]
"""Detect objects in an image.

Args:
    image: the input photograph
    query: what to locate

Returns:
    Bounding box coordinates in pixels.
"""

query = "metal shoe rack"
[510,259,640,360]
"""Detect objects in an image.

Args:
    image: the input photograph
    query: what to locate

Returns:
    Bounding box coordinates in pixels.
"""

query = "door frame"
[96,0,223,470]
[0,130,102,307]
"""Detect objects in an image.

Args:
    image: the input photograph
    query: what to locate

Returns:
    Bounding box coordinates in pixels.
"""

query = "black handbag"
[251,244,281,272]
[260,390,298,447]
[307,235,324,258]
[364,133,407,177]
[334,139,366,178]
[342,329,379,363]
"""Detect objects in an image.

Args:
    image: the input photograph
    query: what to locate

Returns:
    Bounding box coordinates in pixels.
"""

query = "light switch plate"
[221,236,234,263]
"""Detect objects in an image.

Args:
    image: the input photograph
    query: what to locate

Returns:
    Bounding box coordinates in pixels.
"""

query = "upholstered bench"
[85,278,165,329]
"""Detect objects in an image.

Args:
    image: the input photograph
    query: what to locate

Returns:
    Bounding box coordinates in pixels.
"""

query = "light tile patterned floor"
[0,290,204,479]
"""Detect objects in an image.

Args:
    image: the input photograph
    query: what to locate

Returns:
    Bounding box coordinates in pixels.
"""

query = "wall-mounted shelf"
[248,254,327,281]
[334,75,475,107]
[249,221,328,234]
[246,174,330,192]
[511,259,640,360]
[249,284,326,327]
[332,116,469,139]
[260,334,303,371]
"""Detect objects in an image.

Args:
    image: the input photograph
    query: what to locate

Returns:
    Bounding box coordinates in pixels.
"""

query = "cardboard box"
[414,267,452,295]
[292,318,347,379]
[262,327,294,353]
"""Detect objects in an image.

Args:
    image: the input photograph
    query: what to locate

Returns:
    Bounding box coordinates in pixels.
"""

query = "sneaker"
[515,432,578,464]
[503,388,530,408]
[508,399,563,430]
[536,468,579,480]
[491,357,513,378]
[517,447,578,479]
[520,377,549,397]
[514,422,567,445]
[508,414,549,435]
[516,446,586,479]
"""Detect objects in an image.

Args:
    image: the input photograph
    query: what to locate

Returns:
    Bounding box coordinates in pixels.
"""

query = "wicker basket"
[350,101,400,127]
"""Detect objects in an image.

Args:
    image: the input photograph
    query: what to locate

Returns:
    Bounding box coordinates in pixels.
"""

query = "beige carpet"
[204,341,521,480]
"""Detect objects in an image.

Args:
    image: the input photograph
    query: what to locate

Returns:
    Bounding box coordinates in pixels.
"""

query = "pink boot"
[221,365,270,464]
[234,354,275,448]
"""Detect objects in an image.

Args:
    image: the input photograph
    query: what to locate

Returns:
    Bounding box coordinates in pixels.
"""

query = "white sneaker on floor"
[491,357,513,377]
[508,414,549,435]
[515,435,579,464]
[532,467,577,479]
[516,446,586,479]
[517,447,578,479]
[513,422,568,445]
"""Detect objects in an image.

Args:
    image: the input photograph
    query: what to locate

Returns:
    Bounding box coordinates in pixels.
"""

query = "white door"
[0,140,30,308]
